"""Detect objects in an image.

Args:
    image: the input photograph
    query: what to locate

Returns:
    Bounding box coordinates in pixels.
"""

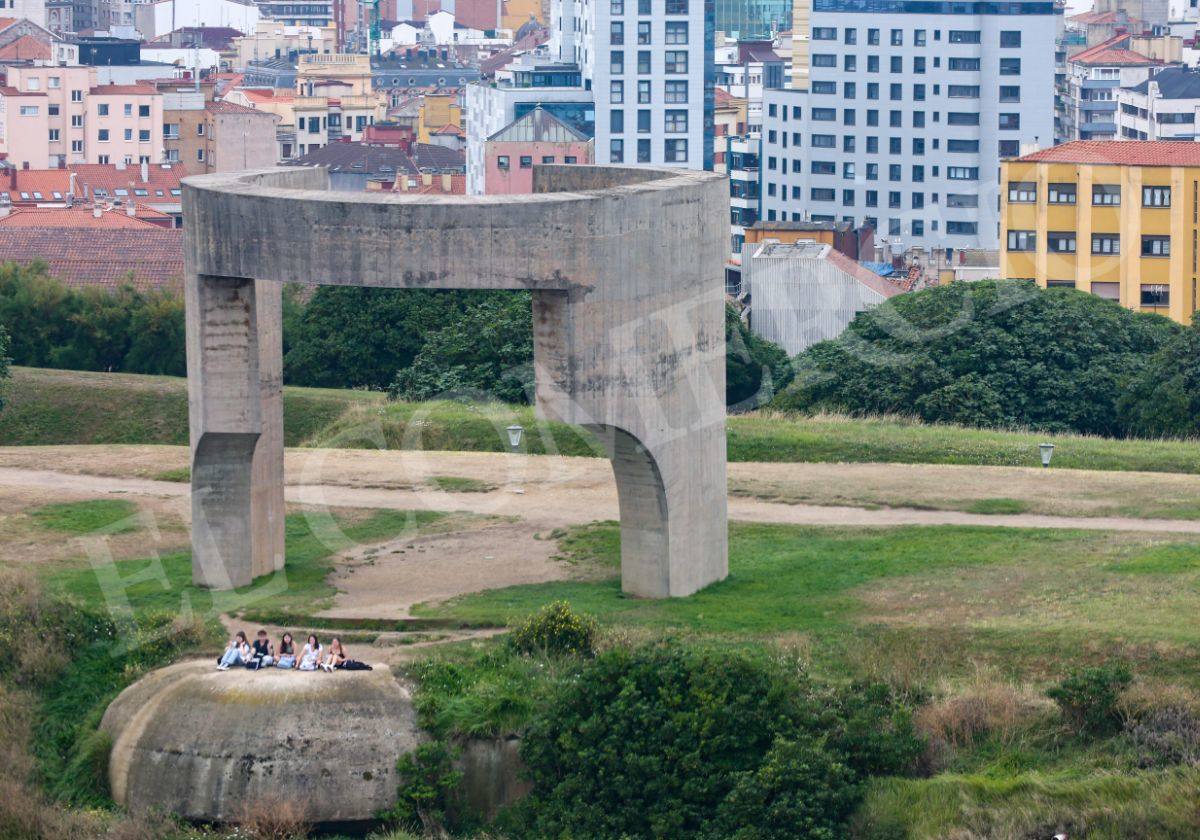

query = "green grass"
[52,508,450,622]
[428,475,496,493]
[965,498,1032,515]
[152,467,190,483]
[30,499,140,534]
[417,522,1200,683]
[9,367,1200,474]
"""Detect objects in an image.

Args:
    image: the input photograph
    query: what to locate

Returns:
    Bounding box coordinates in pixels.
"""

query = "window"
[810,134,836,148]
[947,139,979,152]
[843,162,855,178]
[637,109,651,132]
[889,137,902,154]
[866,163,878,180]
[1092,234,1120,255]
[812,81,836,95]
[1090,282,1120,300]
[18,105,38,116]
[611,51,624,73]
[1048,183,1076,204]
[999,113,1020,130]
[664,138,688,162]
[867,111,879,127]
[949,58,980,71]
[949,30,980,43]
[915,29,926,45]
[1000,30,1021,47]
[811,160,836,174]
[1000,58,1021,75]
[124,103,133,116]
[1142,235,1171,256]
[889,82,902,99]
[198,123,205,136]
[71,140,83,153]
[812,107,836,121]
[947,85,979,98]
[1047,232,1076,253]
[890,110,902,127]
[565,156,578,164]
[948,167,978,180]
[98,103,109,116]
[813,53,836,67]
[197,149,205,161]
[1141,284,1170,307]
[638,80,651,103]
[844,108,856,126]
[1047,280,1075,288]
[665,51,688,73]
[610,80,624,103]
[868,28,879,45]
[611,110,624,133]
[914,57,926,74]
[845,82,856,99]
[638,21,651,43]
[48,76,60,89]
[124,128,133,141]
[868,55,879,73]
[98,129,109,141]
[610,139,624,162]
[48,104,59,116]
[890,28,902,45]
[497,155,510,170]
[519,155,533,169]
[999,86,1020,102]
[844,27,857,44]
[843,189,856,205]
[999,140,1020,157]
[71,89,82,102]
[866,189,878,206]
[947,221,977,235]
[638,50,651,73]
[665,0,687,11]
[867,82,879,100]
[889,164,901,181]
[665,80,687,103]
[610,21,624,43]
[1093,184,1121,205]
[47,128,59,141]
[844,136,856,152]
[813,27,836,39]
[1143,186,1171,207]
[947,193,978,208]
[888,191,901,208]
[665,21,687,43]
[947,112,979,126]
[811,188,836,201]
[611,0,623,12]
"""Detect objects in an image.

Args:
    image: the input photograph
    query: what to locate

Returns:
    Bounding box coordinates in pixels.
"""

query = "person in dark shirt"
[247,629,274,670]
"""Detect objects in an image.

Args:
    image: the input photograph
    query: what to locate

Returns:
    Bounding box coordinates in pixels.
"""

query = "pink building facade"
[5,65,93,167]
[482,107,592,195]
[85,84,165,166]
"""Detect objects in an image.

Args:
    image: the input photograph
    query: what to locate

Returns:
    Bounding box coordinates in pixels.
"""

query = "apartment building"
[759,1,1058,253]
[1117,66,1200,140]
[3,64,92,168]
[1000,140,1200,324]
[482,106,593,194]
[548,0,713,168]
[1058,34,1167,143]
[85,84,163,166]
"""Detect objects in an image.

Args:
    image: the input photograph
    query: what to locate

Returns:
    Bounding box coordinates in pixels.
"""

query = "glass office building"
[713,0,791,39]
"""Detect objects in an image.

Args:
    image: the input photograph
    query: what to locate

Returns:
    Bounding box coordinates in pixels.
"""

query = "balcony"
[1080,99,1117,112]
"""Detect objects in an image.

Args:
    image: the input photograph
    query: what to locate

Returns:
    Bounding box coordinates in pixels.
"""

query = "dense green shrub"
[508,601,597,657]
[773,280,1179,436]
[515,642,922,839]
[727,303,794,411]
[1118,322,1200,439]
[385,741,463,835]
[1047,663,1133,735]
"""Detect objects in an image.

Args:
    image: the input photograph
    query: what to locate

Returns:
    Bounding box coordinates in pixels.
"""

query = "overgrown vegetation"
[507,600,597,657]
[774,279,1181,437]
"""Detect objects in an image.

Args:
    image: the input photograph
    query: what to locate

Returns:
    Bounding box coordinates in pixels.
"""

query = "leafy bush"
[1047,662,1133,735]
[1126,705,1200,768]
[514,642,921,839]
[385,741,463,836]
[772,279,1179,436]
[703,736,861,840]
[1118,321,1200,439]
[727,303,794,411]
[508,601,597,657]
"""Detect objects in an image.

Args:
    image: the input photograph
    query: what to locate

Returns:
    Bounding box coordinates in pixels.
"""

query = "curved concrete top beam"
[184,165,727,292]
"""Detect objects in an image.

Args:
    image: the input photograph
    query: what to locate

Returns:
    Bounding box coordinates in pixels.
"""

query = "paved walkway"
[5,464,1200,535]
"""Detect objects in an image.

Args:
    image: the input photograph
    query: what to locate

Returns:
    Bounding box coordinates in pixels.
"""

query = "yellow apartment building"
[1001,140,1200,323]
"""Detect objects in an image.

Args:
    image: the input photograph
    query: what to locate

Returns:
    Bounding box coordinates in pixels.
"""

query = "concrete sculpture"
[183,165,728,598]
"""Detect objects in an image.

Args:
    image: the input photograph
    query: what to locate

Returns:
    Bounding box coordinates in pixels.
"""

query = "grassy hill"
[4,366,1200,473]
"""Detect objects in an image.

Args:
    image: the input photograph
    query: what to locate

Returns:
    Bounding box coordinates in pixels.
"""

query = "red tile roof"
[69,163,185,201]
[0,207,161,229]
[207,98,276,116]
[1071,34,1160,66]
[1016,140,1200,167]
[0,35,51,61]
[0,18,19,30]
[825,248,905,299]
[89,84,158,95]
[4,169,72,197]
[0,228,183,290]
[1070,9,1121,24]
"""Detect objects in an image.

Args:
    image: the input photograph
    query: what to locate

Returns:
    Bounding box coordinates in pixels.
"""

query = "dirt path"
[6,462,1200,536]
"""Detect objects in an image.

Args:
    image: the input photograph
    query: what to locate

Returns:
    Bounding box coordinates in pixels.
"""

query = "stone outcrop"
[101,659,422,823]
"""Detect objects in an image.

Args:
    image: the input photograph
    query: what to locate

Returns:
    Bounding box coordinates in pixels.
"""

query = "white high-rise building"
[759,0,1059,252]
[549,0,713,168]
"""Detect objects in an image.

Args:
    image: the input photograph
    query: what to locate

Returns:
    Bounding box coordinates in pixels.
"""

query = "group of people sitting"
[216,629,372,672]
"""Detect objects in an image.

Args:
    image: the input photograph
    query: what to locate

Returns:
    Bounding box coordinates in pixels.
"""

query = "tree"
[1118,321,1200,438]
[726,303,794,411]
[0,322,10,413]
[772,280,1180,436]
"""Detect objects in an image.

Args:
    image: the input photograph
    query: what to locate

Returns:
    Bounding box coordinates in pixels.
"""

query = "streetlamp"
[1039,443,1055,468]
[506,424,524,452]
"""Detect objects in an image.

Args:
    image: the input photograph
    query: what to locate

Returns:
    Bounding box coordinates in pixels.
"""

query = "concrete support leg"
[251,280,285,576]
[186,275,262,590]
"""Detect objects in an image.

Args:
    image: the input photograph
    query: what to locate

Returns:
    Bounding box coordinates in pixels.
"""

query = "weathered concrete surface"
[101,660,422,823]
[183,164,729,598]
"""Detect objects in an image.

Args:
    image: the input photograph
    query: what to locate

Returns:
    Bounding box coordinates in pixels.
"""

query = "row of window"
[607,20,688,44]
[767,154,982,182]
[96,128,153,142]
[766,183,980,209]
[95,103,152,118]
[610,138,688,162]
[609,0,689,13]
[610,108,688,133]
[809,53,1023,81]
[610,79,689,104]
[1007,230,1171,257]
[1007,182,1167,208]
[496,153,581,170]
[610,45,689,74]
[759,207,979,237]
[811,26,1022,47]
[1035,281,1171,307]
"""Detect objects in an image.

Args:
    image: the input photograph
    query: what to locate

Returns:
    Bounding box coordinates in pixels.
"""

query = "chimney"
[68,171,77,199]
[441,172,450,192]
[0,206,9,219]
[421,171,431,186]
[126,200,135,217]
[140,160,148,182]
[92,205,102,218]
[115,159,126,171]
